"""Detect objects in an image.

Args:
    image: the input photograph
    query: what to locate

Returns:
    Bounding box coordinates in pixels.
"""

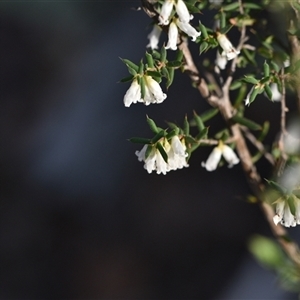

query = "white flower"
[273,197,297,227]
[135,136,188,174]
[147,25,162,50]
[135,144,169,175]
[165,21,178,50]
[144,75,167,105]
[217,33,240,60]
[202,142,239,171]
[270,83,282,102]
[175,0,192,23]
[215,50,228,70]
[123,79,141,107]
[167,136,189,170]
[176,19,201,41]
[158,0,174,25]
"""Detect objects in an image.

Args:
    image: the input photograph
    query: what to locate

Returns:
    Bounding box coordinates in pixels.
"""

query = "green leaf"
[230,81,242,90]
[196,127,209,140]
[146,116,159,133]
[258,121,270,142]
[138,60,144,75]
[167,60,182,68]
[193,110,205,132]
[248,235,284,269]
[120,58,139,72]
[265,179,287,195]
[264,84,273,101]
[166,128,179,140]
[176,50,183,62]
[140,76,146,100]
[119,75,134,83]
[166,67,174,89]
[249,87,260,104]
[242,48,257,66]
[222,2,240,11]
[220,24,233,35]
[146,70,162,78]
[145,52,154,68]
[231,115,262,131]
[263,61,270,77]
[243,3,262,10]
[160,46,167,63]
[288,195,296,216]
[199,42,209,55]
[183,115,190,136]
[199,22,208,39]
[242,76,259,84]
[151,130,166,144]
[184,1,201,13]
[199,108,219,122]
[220,10,226,29]
[156,142,168,163]
[129,137,152,144]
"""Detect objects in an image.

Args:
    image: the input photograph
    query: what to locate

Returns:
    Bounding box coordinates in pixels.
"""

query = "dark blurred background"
[0,1,298,299]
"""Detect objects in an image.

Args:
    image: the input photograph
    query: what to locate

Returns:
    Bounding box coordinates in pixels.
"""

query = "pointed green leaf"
[151,130,166,144]
[183,115,190,136]
[288,195,296,216]
[161,46,167,63]
[242,76,259,84]
[193,110,205,132]
[167,60,182,68]
[145,52,154,68]
[265,179,287,195]
[145,145,154,160]
[222,2,240,11]
[156,142,168,163]
[129,137,152,144]
[231,115,262,131]
[196,127,209,140]
[166,67,174,89]
[220,24,233,35]
[264,84,273,101]
[176,49,183,62]
[140,76,146,100]
[199,23,208,39]
[199,42,209,55]
[199,108,219,122]
[258,121,270,141]
[138,60,144,75]
[120,58,139,72]
[146,70,161,78]
[264,61,270,77]
[119,75,135,83]
[166,128,179,140]
[146,116,159,133]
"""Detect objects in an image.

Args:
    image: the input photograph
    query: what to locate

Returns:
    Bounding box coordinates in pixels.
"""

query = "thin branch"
[179,24,300,270]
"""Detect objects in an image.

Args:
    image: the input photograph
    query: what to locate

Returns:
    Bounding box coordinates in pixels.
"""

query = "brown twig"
[178,12,300,269]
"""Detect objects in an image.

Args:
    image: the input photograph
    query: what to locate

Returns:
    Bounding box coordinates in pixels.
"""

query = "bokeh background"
[0,1,298,299]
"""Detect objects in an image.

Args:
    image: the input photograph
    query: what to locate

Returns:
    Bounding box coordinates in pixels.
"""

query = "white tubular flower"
[270,83,282,102]
[202,141,239,171]
[165,21,178,50]
[176,19,201,41]
[159,0,174,25]
[222,144,240,168]
[144,75,167,104]
[217,33,240,60]
[135,144,169,175]
[147,25,162,50]
[175,0,192,23]
[273,198,297,227]
[123,79,141,107]
[215,51,228,70]
[167,136,189,170]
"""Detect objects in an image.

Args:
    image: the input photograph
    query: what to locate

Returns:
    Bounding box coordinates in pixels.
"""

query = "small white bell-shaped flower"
[165,21,179,50]
[158,0,174,25]
[217,33,240,60]
[202,141,239,171]
[123,79,142,107]
[175,0,192,23]
[144,75,167,105]
[147,25,162,50]
[176,19,201,41]
[273,197,297,227]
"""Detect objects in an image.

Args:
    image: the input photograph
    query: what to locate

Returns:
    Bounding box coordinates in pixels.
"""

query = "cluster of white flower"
[201,141,240,171]
[135,136,188,175]
[147,0,201,51]
[124,76,167,107]
[273,197,300,228]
